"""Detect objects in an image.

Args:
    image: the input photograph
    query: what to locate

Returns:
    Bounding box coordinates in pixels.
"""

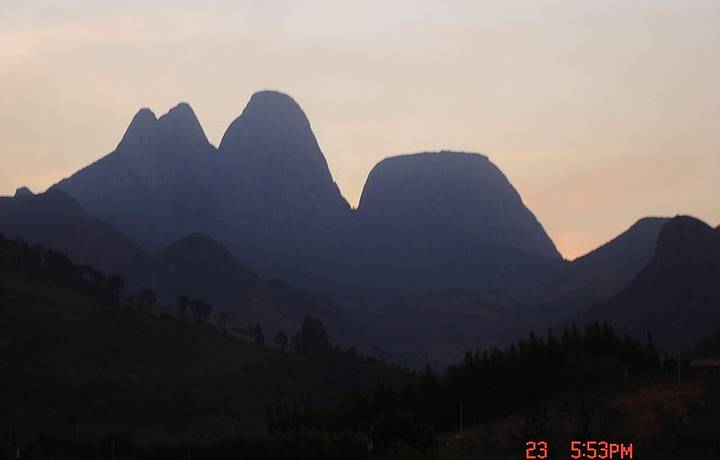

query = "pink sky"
[1,1,718,259]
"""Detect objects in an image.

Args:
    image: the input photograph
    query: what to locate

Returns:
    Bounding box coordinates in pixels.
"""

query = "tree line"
[268,322,675,453]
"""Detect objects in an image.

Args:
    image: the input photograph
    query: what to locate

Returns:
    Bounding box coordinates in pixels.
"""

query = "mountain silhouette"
[2,90,712,363]
[350,151,562,294]
[570,217,671,284]
[53,94,562,295]
[522,216,672,328]
[212,91,351,284]
[579,216,720,351]
[55,92,350,288]
[359,151,559,259]
[55,103,216,251]
[0,189,145,277]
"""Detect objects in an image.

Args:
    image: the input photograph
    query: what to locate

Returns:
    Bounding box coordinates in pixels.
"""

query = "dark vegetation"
[1,224,719,458]
[0,234,408,458]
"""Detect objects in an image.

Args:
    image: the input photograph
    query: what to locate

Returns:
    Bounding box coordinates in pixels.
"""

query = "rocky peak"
[14,186,33,197]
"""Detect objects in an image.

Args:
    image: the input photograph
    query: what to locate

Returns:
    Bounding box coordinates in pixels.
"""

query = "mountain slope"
[579,216,720,351]
[0,188,145,277]
[569,217,670,285]
[211,91,351,285]
[0,236,404,441]
[55,103,217,252]
[146,233,357,343]
[523,217,671,327]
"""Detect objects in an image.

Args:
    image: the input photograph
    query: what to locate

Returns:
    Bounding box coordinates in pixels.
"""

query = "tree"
[177,295,189,317]
[108,275,125,297]
[190,300,212,321]
[254,323,265,346]
[274,330,289,351]
[296,316,331,356]
[138,289,156,311]
[212,311,228,328]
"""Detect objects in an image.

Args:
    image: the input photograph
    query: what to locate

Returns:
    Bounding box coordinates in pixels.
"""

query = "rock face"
[581,216,720,351]
[359,152,559,259]
[352,151,561,293]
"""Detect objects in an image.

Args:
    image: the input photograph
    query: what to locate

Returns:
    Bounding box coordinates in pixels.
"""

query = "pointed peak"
[157,102,209,146]
[14,186,33,197]
[118,107,158,148]
[161,102,196,121]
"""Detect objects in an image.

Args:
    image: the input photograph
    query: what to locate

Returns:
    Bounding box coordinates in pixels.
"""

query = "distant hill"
[579,216,720,351]
[146,233,357,343]
[522,217,671,327]
[0,188,145,277]
[569,217,670,286]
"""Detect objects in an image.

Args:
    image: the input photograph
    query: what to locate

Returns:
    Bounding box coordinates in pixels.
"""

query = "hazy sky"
[1,1,718,259]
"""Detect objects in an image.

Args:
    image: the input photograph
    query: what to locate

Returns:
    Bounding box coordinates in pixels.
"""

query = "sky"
[1,0,718,259]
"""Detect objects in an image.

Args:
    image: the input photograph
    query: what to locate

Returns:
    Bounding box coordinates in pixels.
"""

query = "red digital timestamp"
[525,440,633,459]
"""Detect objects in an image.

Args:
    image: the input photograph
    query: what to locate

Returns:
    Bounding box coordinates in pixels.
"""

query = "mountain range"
[2,90,716,362]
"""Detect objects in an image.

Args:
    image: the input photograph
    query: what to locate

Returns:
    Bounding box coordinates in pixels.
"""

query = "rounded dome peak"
[218,90,316,156]
[359,150,561,259]
[246,90,303,111]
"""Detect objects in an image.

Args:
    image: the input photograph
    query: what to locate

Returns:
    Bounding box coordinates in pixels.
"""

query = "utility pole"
[455,400,463,438]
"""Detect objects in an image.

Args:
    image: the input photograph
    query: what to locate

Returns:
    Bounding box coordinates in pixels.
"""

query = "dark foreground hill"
[580,216,720,350]
[147,233,358,343]
[0,235,407,444]
[0,188,146,277]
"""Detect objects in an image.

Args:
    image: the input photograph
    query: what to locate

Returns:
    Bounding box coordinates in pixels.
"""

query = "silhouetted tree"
[296,316,331,356]
[274,330,289,351]
[190,300,212,321]
[212,311,228,328]
[177,295,189,317]
[254,323,265,346]
[107,275,125,298]
[138,289,156,311]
